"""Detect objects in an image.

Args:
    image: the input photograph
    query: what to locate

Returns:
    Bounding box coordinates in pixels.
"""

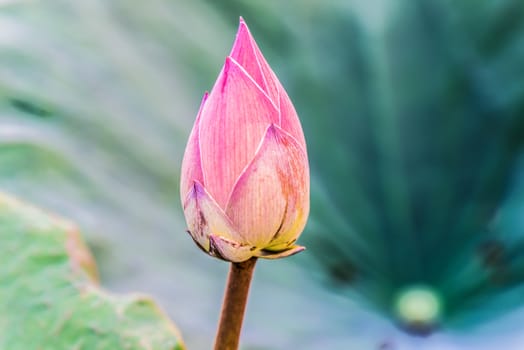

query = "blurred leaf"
[289,0,524,330]
[0,192,185,350]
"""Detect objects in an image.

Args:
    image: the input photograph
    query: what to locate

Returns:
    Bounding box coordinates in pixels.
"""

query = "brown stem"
[214,257,257,350]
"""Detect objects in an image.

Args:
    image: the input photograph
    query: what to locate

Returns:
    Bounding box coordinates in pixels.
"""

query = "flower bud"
[180,18,309,263]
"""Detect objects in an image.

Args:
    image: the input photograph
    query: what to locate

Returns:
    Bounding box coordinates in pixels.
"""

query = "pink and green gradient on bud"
[180,18,309,263]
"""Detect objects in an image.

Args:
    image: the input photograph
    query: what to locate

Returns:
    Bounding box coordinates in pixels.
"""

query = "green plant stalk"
[214,257,258,350]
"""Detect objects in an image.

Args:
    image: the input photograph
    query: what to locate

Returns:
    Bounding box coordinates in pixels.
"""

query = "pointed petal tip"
[237,16,249,33]
[223,56,232,70]
[236,17,251,36]
[218,57,234,92]
[231,17,254,59]
[221,56,252,92]
[183,180,208,210]
[182,180,198,209]
[196,92,209,119]
[267,122,277,134]
[263,123,284,144]
[222,56,240,77]
[264,123,286,141]
[192,179,204,193]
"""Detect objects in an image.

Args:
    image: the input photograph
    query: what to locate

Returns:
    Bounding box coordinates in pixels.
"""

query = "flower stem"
[214,257,257,350]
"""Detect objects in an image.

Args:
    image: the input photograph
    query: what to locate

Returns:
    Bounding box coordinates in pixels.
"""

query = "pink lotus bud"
[180,18,309,263]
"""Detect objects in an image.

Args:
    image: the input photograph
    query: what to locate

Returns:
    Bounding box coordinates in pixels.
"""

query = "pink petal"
[255,244,305,259]
[183,181,244,252]
[225,124,309,249]
[230,19,306,151]
[199,57,279,208]
[180,93,208,202]
[279,88,307,151]
[209,235,254,262]
[230,17,279,105]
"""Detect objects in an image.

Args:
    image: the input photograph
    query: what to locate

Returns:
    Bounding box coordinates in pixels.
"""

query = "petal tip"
[182,180,205,210]
[223,56,232,74]
[235,16,250,38]
[194,92,209,124]
[264,123,285,142]
[218,58,234,93]
[191,179,205,195]
[200,91,209,105]
[230,17,254,59]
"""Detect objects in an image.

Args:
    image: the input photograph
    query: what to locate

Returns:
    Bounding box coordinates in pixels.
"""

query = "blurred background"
[1,0,524,349]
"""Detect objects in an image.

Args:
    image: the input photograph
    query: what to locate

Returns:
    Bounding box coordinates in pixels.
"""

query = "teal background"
[1,0,524,349]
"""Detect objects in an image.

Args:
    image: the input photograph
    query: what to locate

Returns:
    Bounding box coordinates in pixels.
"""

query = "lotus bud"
[180,18,309,263]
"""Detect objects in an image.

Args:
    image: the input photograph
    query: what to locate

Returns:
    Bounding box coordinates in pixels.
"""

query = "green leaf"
[0,192,185,350]
[292,0,524,331]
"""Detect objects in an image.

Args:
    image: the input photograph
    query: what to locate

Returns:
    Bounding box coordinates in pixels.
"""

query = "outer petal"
[183,181,244,252]
[209,235,255,263]
[255,244,305,259]
[229,17,279,106]
[226,124,310,249]
[199,57,279,208]
[279,87,307,152]
[180,93,208,203]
